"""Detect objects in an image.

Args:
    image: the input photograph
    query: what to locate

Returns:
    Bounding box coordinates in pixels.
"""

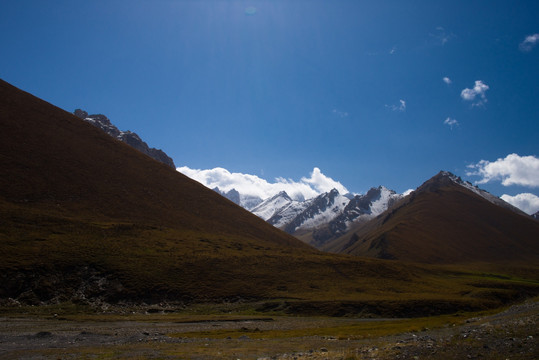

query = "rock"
[33,331,53,338]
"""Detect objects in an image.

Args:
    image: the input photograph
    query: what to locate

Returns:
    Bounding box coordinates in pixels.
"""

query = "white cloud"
[443,117,459,129]
[402,189,414,196]
[389,46,397,55]
[519,33,539,52]
[460,80,489,106]
[501,193,539,215]
[430,27,453,45]
[245,6,257,16]
[399,99,406,111]
[386,99,406,112]
[466,154,539,187]
[177,166,349,201]
[332,109,349,118]
[299,167,348,194]
[443,77,452,84]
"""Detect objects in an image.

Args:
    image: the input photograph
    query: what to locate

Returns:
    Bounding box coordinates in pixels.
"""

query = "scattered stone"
[33,331,52,338]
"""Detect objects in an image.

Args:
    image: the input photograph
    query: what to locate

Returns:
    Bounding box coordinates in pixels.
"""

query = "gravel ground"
[0,300,537,359]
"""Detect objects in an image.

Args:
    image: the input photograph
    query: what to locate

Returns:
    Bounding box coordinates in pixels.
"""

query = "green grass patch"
[168,310,496,340]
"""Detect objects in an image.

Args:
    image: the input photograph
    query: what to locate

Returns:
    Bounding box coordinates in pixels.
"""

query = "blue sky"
[1,1,538,212]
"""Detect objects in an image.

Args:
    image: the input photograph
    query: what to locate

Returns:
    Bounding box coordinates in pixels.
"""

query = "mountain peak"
[265,190,292,201]
[418,170,470,192]
[414,170,529,217]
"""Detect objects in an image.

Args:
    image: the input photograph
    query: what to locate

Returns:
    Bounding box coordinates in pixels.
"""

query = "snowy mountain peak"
[275,190,292,200]
[213,187,263,209]
[329,188,339,195]
[306,185,405,247]
[251,191,294,221]
[282,190,353,234]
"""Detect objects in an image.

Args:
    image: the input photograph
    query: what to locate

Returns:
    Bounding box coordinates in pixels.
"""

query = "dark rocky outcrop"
[74,109,176,168]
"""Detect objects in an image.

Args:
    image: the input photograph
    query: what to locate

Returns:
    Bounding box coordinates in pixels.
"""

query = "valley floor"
[0,299,537,360]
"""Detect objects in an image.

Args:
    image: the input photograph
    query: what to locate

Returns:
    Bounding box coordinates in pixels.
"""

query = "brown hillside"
[323,172,539,264]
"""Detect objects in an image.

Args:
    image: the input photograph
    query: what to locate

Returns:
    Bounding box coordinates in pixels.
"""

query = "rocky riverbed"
[0,300,537,359]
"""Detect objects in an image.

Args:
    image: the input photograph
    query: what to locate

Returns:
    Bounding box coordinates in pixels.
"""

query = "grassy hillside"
[1,79,538,316]
[324,172,539,264]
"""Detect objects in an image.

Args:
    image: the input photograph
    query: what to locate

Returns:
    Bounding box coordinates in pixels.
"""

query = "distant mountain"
[281,189,351,235]
[309,186,403,247]
[213,187,263,209]
[74,109,176,168]
[252,191,295,220]
[247,187,403,248]
[323,171,539,264]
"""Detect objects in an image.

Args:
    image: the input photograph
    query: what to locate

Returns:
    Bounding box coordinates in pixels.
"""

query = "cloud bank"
[467,153,539,187]
[177,166,349,201]
[461,80,489,106]
[443,77,452,84]
[519,33,539,52]
[500,193,539,215]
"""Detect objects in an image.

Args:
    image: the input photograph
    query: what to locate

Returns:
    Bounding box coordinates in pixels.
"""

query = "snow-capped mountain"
[211,170,532,249]
[74,109,176,168]
[281,189,351,234]
[251,191,294,220]
[213,187,263,209]
[245,186,404,248]
[310,186,403,247]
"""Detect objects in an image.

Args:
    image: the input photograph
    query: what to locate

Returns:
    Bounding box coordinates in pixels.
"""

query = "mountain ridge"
[236,186,404,248]
[74,109,176,169]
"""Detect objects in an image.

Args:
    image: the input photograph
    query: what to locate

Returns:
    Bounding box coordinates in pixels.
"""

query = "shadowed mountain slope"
[0,79,305,250]
[323,171,539,264]
[0,78,326,303]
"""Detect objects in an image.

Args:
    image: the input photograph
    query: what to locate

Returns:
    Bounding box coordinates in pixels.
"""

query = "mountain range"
[213,173,536,254]
[73,107,535,248]
[248,186,404,248]
[1,78,538,316]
